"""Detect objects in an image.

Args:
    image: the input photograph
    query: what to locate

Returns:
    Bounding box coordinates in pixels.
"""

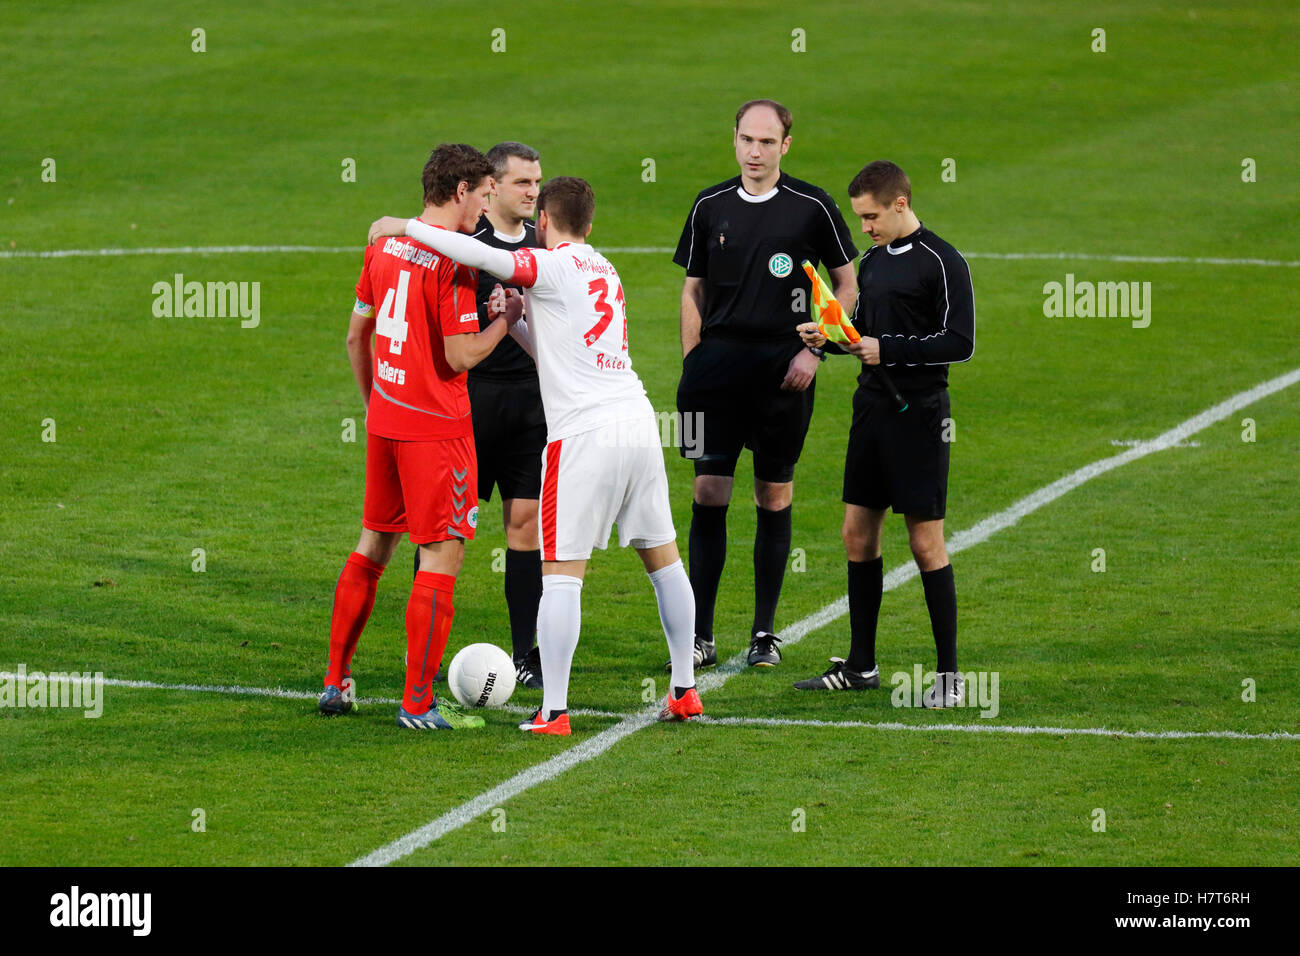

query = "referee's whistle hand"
[780,348,820,391]
[796,322,827,348]
[848,337,881,365]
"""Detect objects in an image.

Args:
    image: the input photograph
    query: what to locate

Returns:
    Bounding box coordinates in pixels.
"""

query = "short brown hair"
[422,143,493,206]
[537,176,595,234]
[735,99,792,138]
[485,141,541,181]
[848,161,912,206]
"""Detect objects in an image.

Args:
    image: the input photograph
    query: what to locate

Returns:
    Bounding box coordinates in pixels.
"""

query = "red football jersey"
[354,232,481,441]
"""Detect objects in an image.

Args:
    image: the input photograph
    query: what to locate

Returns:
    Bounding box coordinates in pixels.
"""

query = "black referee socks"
[921,563,958,673]
[505,548,542,660]
[753,505,792,638]
[688,502,728,642]
[846,557,884,672]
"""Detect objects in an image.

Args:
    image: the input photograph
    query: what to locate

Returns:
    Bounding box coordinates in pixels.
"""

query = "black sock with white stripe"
[921,563,957,673]
[846,557,883,673]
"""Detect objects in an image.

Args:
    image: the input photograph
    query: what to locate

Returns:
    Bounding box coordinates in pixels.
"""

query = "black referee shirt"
[674,171,857,342]
[848,223,974,393]
[468,214,538,380]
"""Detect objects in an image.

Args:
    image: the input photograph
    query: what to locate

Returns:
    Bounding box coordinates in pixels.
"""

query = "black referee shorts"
[675,335,814,484]
[467,375,547,502]
[843,386,950,519]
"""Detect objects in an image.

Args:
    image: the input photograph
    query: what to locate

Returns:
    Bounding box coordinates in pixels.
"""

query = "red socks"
[325,552,384,688]
[404,571,455,715]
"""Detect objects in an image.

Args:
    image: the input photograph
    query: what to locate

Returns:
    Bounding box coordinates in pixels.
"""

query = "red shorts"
[362,433,478,544]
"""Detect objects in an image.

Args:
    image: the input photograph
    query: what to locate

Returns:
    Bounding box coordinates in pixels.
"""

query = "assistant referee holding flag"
[794,161,975,707]
[673,99,858,670]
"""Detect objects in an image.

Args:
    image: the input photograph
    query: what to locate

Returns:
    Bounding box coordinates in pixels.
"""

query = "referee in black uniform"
[793,161,975,707]
[673,100,858,669]
[421,141,547,689]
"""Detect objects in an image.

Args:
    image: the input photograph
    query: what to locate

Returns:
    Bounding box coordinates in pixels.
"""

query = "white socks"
[650,560,696,693]
[538,574,583,718]
[538,563,694,718]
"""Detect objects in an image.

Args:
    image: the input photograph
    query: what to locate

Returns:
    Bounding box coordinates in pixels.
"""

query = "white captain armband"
[354,298,374,317]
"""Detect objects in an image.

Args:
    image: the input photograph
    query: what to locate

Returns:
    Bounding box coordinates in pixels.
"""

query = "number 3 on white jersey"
[377,270,411,355]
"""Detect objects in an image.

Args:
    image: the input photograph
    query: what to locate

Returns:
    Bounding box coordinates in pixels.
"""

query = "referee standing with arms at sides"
[793,161,974,706]
[455,141,547,688]
[673,100,858,669]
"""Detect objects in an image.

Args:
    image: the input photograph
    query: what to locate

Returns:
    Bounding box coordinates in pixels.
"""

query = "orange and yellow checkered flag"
[802,260,859,344]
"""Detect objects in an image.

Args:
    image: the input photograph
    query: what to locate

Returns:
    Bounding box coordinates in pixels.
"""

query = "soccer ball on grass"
[447,642,516,708]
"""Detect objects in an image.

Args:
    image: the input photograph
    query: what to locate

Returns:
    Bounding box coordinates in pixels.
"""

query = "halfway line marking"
[2,245,1298,268]
[350,366,1300,866]
[7,671,1286,741]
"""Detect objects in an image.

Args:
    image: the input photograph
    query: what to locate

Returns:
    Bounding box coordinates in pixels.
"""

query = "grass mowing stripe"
[350,366,1300,866]
[696,716,1300,741]
[3,247,1300,267]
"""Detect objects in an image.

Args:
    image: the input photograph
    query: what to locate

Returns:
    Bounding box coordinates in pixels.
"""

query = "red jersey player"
[368,178,703,735]
[319,144,518,730]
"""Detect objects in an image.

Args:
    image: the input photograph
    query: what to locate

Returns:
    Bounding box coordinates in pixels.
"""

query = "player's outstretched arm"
[491,287,535,358]
[444,317,508,373]
[367,217,535,287]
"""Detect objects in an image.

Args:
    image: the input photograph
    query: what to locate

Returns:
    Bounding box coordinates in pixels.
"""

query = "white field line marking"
[697,716,1300,741]
[349,366,1300,866]
[6,670,1292,745]
[0,672,626,719]
[7,671,1289,741]
[2,245,1299,268]
[1111,438,1200,448]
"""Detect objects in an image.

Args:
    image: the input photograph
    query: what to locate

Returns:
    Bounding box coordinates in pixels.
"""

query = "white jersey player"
[369,176,702,734]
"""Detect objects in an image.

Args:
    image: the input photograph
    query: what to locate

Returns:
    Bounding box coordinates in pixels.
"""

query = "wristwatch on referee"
[807,345,827,362]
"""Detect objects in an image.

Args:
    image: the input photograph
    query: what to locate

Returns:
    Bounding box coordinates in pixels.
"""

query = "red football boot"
[519,708,572,736]
[658,687,703,722]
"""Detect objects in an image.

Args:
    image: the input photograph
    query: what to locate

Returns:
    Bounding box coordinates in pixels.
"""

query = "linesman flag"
[802,260,908,412]
[802,260,859,344]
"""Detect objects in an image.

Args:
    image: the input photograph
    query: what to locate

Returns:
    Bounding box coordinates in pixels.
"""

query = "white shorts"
[539,417,677,561]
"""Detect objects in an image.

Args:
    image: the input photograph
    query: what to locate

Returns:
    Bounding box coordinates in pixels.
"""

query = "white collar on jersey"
[887,223,923,255]
[735,183,780,203]
[493,226,528,243]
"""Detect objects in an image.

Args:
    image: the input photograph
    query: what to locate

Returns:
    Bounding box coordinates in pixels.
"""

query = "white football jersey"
[514,242,654,441]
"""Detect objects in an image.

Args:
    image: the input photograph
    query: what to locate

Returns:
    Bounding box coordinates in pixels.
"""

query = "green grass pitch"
[2,0,1298,866]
